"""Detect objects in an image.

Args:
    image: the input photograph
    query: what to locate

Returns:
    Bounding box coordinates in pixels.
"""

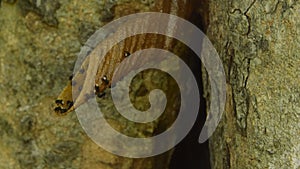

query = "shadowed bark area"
[203,0,300,168]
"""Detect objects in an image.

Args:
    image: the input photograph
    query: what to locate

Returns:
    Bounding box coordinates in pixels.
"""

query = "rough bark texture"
[0,0,173,169]
[203,0,300,168]
[0,0,202,169]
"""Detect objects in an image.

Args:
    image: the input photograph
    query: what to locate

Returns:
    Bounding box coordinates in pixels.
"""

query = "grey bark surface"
[203,0,300,168]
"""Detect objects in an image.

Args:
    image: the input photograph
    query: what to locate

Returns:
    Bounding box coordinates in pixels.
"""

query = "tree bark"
[0,0,201,169]
[203,0,300,168]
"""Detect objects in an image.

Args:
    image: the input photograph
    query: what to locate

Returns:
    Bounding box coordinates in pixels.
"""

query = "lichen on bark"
[0,0,186,168]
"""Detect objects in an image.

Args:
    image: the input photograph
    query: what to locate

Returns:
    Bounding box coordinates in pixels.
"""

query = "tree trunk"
[0,0,173,169]
[0,0,202,169]
[204,0,300,168]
